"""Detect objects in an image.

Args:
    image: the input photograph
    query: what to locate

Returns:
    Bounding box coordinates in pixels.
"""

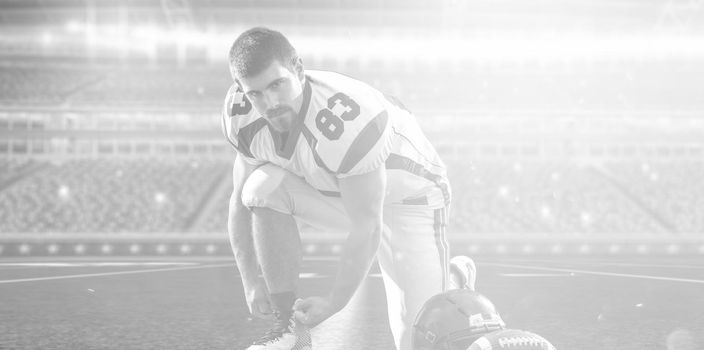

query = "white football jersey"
[222,70,450,208]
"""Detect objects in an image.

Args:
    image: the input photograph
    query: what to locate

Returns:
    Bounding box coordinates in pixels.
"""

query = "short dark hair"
[229,27,299,78]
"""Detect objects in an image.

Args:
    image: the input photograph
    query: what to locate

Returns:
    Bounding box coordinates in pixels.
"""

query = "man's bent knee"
[241,164,292,214]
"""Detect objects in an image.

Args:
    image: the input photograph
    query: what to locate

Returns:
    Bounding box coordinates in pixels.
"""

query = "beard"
[266,105,297,132]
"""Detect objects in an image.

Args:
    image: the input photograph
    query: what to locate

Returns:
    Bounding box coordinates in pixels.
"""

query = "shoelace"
[252,315,292,345]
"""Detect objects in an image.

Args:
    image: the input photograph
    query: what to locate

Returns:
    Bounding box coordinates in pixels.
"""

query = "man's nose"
[263,90,278,109]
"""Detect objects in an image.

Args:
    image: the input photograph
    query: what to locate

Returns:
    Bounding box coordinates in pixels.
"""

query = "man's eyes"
[246,80,285,98]
[270,80,283,89]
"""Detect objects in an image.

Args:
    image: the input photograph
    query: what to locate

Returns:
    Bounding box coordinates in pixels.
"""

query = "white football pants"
[241,163,450,350]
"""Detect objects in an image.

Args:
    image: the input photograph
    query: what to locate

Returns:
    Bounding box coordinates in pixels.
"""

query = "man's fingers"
[293,298,311,311]
[293,309,307,323]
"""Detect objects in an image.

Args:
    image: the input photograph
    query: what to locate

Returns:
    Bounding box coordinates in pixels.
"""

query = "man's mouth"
[267,107,293,119]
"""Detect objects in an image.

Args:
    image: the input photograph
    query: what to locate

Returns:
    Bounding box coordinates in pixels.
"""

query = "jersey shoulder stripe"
[236,118,268,158]
[338,110,389,174]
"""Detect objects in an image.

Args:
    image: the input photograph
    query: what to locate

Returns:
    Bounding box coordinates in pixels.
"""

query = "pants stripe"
[434,208,450,291]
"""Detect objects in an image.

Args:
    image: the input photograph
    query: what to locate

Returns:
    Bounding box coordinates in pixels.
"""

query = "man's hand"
[292,296,340,328]
[245,280,274,320]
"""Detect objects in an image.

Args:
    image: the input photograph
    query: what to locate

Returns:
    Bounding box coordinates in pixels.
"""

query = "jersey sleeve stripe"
[221,113,238,150]
[337,110,389,174]
[318,190,341,197]
[385,153,451,205]
[235,118,267,158]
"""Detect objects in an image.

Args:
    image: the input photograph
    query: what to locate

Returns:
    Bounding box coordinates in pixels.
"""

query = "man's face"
[236,60,305,132]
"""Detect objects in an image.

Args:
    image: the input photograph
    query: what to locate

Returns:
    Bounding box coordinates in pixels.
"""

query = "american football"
[468,329,556,350]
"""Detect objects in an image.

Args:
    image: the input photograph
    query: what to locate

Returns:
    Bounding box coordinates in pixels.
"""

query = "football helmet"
[468,329,556,350]
[412,289,505,350]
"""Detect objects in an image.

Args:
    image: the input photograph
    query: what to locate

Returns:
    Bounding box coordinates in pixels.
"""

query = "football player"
[223,27,455,350]
[411,289,556,350]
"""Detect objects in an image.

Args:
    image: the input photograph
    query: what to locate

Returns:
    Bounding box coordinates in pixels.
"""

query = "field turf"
[1,255,703,349]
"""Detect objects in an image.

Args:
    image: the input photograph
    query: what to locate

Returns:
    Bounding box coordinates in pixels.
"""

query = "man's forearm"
[227,192,259,291]
[328,224,382,310]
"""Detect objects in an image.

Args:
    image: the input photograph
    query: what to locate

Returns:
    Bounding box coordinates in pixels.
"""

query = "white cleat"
[449,255,477,291]
[245,313,312,350]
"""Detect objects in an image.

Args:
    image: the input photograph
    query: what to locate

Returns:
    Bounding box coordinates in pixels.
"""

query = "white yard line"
[483,262,704,284]
[500,273,574,277]
[484,258,704,270]
[0,262,199,267]
[0,263,233,284]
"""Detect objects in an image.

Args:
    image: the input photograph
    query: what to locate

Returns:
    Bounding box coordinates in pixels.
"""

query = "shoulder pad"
[225,84,253,117]
[221,84,262,158]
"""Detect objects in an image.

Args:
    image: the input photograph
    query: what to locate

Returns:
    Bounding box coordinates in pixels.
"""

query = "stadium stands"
[0,159,229,233]
[1,157,701,236]
[69,68,230,107]
[0,54,702,238]
[605,162,704,234]
[446,160,670,236]
[0,66,102,106]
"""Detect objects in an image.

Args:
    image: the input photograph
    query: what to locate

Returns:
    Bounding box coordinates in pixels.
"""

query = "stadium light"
[101,244,113,255]
[58,185,70,200]
[540,205,552,219]
[666,244,680,255]
[512,162,523,173]
[51,23,704,62]
[580,212,592,226]
[47,244,60,255]
[292,34,704,63]
[129,244,141,254]
[550,244,563,254]
[578,244,591,254]
[154,192,167,204]
[131,24,162,40]
[156,244,168,254]
[304,244,317,254]
[74,244,86,255]
[19,244,31,255]
[65,20,83,33]
[40,32,53,46]
[608,244,621,254]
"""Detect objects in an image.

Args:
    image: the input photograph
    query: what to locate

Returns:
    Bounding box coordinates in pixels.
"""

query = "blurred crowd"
[1,158,702,235]
[0,159,227,233]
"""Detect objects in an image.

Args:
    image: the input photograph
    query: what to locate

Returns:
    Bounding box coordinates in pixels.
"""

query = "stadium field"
[1,255,702,350]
